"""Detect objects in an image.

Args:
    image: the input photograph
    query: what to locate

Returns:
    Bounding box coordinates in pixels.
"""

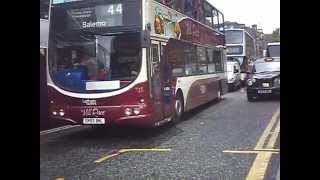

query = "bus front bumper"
[49,106,156,127]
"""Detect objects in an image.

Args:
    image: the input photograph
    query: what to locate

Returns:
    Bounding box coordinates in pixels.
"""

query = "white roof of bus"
[225,28,244,31]
[268,42,280,46]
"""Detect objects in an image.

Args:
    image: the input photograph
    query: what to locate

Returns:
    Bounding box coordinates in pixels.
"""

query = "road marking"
[246,112,280,180]
[266,120,280,149]
[95,148,172,163]
[223,149,279,154]
[246,152,274,180]
[276,166,280,180]
[95,152,122,163]
[56,177,64,180]
[40,125,81,135]
[222,108,280,180]
[255,108,280,149]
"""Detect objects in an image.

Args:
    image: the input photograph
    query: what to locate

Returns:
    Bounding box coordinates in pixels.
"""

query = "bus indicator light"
[124,108,133,116]
[133,108,141,115]
[135,86,145,93]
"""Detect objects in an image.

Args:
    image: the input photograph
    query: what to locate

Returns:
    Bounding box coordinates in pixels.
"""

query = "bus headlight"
[133,108,141,115]
[59,111,65,116]
[59,109,65,116]
[247,80,253,86]
[124,108,133,116]
[52,111,57,116]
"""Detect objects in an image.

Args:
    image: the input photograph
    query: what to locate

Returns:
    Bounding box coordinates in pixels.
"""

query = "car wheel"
[247,94,255,102]
[217,87,222,101]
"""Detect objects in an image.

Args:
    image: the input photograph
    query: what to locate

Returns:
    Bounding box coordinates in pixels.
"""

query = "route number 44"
[107,4,123,15]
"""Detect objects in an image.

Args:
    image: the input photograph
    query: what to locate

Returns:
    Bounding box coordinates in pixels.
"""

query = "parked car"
[246,57,280,101]
[226,59,241,91]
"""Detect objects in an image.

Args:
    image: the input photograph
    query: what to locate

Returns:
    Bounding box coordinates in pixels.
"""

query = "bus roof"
[225,28,244,32]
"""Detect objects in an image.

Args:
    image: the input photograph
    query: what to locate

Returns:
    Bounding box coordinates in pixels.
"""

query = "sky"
[208,0,280,34]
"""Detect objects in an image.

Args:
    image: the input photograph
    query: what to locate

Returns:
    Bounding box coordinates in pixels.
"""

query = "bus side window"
[151,43,160,76]
[161,44,170,83]
[213,49,223,72]
[184,44,197,76]
[207,48,215,73]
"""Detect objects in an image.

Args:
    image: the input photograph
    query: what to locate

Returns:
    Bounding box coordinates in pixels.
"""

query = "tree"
[271,28,280,42]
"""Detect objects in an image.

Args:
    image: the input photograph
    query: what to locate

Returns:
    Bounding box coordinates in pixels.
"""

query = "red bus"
[48,0,228,127]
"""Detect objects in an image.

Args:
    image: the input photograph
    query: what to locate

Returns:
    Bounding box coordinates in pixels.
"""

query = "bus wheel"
[172,94,184,124]
[217,85,223,101]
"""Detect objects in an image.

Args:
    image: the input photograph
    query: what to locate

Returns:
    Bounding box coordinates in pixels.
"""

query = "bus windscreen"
[49,0,144,93]
[225,30,243,44]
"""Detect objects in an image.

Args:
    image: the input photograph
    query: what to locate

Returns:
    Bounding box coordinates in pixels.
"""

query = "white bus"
[225,28,256,85]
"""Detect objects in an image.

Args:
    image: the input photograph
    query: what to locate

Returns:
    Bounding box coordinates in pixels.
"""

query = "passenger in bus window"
[73,53,96,80]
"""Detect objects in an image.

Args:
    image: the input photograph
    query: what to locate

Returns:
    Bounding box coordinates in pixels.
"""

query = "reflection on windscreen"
[253,62,280,73]
[268,45,280,57]
[225,31,243,44]
[50,33,141,93]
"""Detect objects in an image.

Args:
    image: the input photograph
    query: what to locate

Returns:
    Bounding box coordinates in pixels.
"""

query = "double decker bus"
[225,28,255,85]
[47,0,227,127]
[40,0,50,129]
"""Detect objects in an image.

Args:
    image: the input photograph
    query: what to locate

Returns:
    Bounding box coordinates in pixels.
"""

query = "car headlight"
[274,77,280,86]
[247,78,256,86]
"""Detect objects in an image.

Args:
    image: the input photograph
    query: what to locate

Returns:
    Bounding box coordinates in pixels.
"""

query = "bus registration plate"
[83,118,105,125]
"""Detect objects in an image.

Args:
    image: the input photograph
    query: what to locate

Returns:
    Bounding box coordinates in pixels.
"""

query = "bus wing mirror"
[141,30,151,48]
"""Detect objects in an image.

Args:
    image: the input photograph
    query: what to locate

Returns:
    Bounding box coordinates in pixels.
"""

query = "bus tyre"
[172,94,184,124]
[217,88,222,101]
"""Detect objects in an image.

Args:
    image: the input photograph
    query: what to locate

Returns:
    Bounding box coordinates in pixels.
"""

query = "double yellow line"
[246,108,280,180]
[223,108,280,180]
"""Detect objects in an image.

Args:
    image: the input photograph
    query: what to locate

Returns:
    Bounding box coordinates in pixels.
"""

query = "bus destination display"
[68,4,123,29]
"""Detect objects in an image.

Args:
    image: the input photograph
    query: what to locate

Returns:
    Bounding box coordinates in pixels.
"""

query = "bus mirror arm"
[141,30,151,48]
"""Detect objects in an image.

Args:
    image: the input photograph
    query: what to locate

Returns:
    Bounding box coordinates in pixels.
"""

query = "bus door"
[150,41,163,121]
[160,42,174,118]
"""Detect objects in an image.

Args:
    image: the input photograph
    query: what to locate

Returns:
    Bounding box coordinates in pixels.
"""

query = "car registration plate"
[83,118,105,125]
[262,83,270,87]
[258,90,272,94]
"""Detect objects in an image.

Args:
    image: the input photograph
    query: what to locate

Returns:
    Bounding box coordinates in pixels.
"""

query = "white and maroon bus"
[47,0,228,127]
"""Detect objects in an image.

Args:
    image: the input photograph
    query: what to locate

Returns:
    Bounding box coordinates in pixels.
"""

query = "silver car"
[226,61,241,91]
